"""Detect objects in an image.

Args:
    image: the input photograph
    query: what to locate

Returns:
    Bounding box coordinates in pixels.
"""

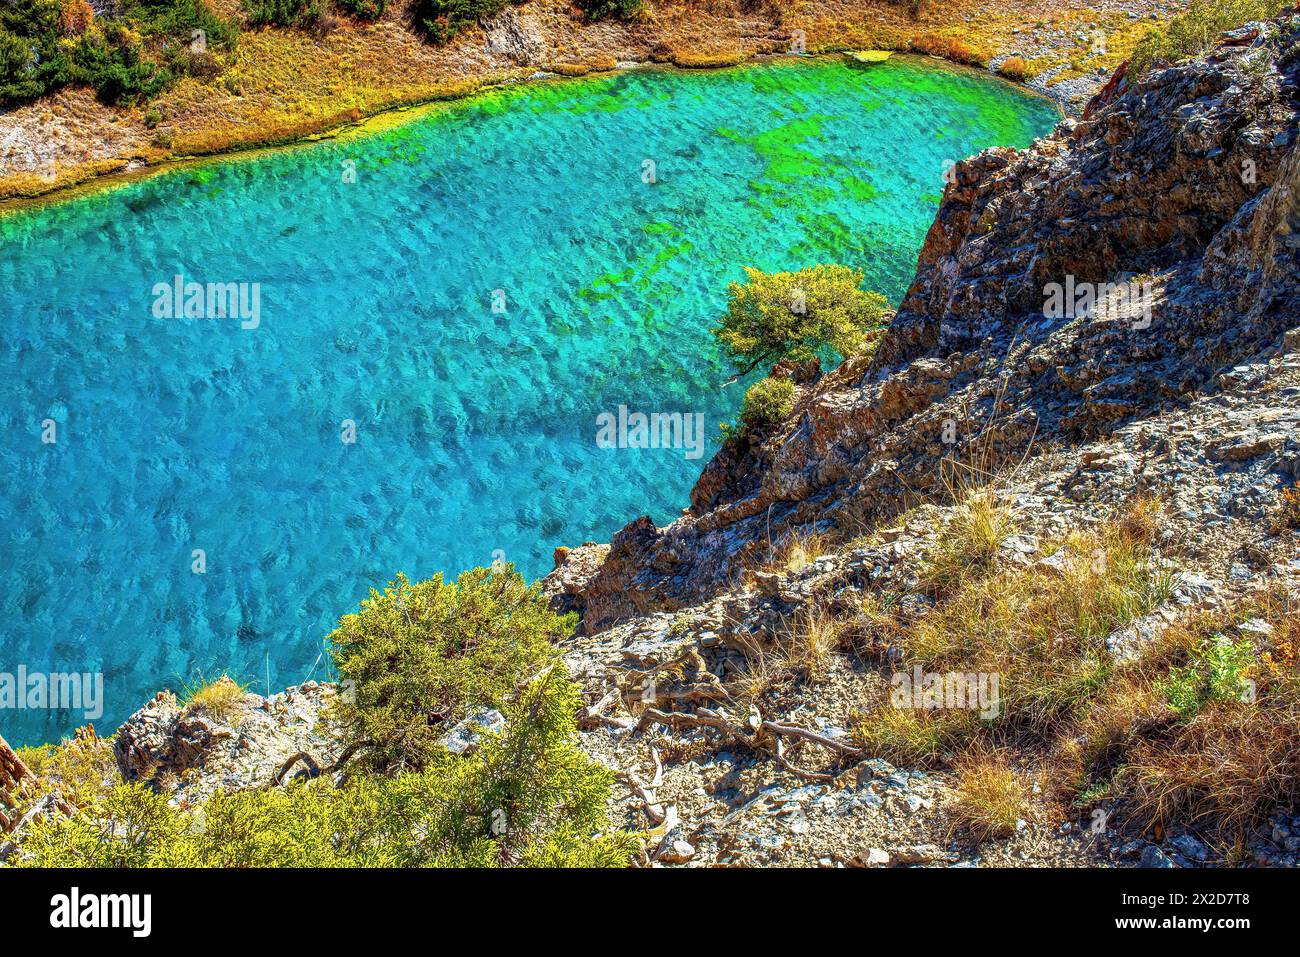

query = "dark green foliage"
[0,1,72,106]
[72,25,170,106]
[739,375,796,429]
[0,0,236,107]
[335,0,386,20]
[241,0,323,28]
[122,0,237,47]
[413,0,505,45]
[575,0,641,21]
[328,566,573,773]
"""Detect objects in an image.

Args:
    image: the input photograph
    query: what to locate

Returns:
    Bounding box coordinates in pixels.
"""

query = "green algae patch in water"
[0,57,1057,745]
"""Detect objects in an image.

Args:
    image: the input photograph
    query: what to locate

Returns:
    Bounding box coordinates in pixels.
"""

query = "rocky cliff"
[7,17,1299,871]
[545,16,1300,635]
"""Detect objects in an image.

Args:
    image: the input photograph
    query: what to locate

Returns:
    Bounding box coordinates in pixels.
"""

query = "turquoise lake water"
[0,57,1057,745]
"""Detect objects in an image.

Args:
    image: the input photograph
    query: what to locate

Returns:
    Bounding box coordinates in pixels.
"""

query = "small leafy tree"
[328,566,572,772]
[713,264,888,378]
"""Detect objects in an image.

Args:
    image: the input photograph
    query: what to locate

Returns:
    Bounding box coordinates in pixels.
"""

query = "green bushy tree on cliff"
[713,264,888,378]
[328,566,570,773]
[16,671,635,867]
[14,566,637,868]
[739,375,796,429]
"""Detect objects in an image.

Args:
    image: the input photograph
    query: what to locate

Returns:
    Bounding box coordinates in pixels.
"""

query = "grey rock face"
[483,9,546,67]
[545,18,1300,635]
[113,682,340,804]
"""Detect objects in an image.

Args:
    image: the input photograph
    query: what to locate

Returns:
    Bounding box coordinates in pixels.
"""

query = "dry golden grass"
[908,33,992,66]
[670,48,749,68]
[949,748,1031,841]
[728,632,793,708]
[1122,693,1300,839]
[853,703,975,766]
[786,605,843,682]
[1099,588,1300,839]
[182,675,249,726]
[921,489,1016,594]
[914,512,1169,732]
[996,56,1035,81]
[1057,668,1164,801]
[854,499,1171,768]
[751,526,832,579]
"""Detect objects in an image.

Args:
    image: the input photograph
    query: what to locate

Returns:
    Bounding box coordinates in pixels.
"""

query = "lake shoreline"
[0,53,1063,219]
[0,0,1168,212]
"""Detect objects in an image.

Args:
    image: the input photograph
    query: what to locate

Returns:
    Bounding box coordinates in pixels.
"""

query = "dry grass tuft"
[760,527,832,577]
[1122,689,1300,839]
[855,500,1171,772]
[922,489,1016,594]
[853,704,976,767]
[995,56,1036,81]
[728,633,793,709]
[950,748,1031,842]
[1272,486,1300,533]
[1108,588,1300,838]
[786,605,844,682]
[182,675,250,726]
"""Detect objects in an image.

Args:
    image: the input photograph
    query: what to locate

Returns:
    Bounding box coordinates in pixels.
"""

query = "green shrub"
[15,672,636,867]
[328,566,572,772]
[575,0,641,20]
[1160,635,1256,717]
[15,732,118,814]
[122,0,238,47]
[739,376,796,429]
[15,781,184,868]
[713,264,889,377]
[1129,0,1287,76]
[241,0,323,29]
[72,25,171,106]
[336,0,386,19]
[413,0,505,45]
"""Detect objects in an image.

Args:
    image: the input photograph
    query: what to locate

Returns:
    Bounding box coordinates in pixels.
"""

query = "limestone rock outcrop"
[544,17,1300,634]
